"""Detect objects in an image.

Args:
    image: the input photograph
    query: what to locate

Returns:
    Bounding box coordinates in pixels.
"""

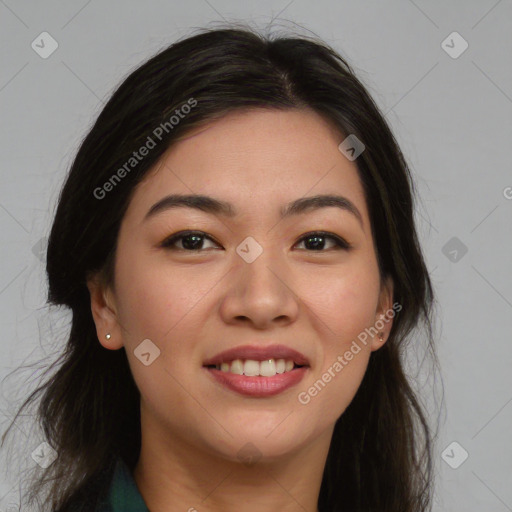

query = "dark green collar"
[100,458,150,511]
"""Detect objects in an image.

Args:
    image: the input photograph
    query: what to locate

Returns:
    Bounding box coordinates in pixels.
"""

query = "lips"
[203,344,310,397]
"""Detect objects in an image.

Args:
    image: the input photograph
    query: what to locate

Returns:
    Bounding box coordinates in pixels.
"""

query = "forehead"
[126,108,370,229]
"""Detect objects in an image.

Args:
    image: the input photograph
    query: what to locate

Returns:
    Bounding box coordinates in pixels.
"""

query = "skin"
[88,108,394,512]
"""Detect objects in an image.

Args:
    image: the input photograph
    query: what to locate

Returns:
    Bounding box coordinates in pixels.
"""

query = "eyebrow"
[144,193,364,227]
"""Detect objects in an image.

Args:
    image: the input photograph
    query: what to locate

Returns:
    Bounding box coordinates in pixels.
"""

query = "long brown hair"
[2,24,443,512]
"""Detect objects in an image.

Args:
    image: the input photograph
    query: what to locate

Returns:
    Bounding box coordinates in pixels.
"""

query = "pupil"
[306,235,324,250]
[183,234,203,250]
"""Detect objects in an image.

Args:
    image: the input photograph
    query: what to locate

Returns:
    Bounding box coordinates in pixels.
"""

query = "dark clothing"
[94,458,149,512]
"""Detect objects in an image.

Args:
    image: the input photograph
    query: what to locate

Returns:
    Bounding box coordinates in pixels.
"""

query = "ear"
[370,275,395,352]
[86,273,124,350]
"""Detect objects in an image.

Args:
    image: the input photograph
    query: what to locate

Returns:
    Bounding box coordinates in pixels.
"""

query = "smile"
[202,344,310,397]
[211,358,298,377]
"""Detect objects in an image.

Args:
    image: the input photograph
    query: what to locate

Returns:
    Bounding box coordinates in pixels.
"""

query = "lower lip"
[204,367,308,397]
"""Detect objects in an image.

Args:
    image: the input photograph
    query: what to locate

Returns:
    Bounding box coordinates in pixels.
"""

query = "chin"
[205,420,316,463]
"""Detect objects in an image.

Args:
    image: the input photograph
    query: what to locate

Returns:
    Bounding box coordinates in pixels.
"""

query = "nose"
[219,251,300,330]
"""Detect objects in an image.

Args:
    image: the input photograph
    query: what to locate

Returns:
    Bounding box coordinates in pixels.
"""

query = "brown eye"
[160,230,351,252]
[294,231,351,251]
[161,231,220,251]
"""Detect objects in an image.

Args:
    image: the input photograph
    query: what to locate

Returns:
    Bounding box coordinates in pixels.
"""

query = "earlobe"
[86,275,123,350]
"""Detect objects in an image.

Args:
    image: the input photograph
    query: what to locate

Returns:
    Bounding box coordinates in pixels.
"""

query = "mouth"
[202,345,310,397]
[205,358,305,377]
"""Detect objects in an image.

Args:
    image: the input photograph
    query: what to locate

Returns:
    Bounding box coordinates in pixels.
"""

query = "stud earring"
[378,332,385,342]
[105,333,111,340]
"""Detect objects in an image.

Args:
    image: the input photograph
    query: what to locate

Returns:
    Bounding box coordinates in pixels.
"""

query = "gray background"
[1,1,511,511]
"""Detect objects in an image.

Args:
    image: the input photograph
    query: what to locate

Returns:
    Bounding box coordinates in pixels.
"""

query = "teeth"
[276,359,286,374]
[215,358,297,376]
[231,359,244,375]
[243,360,260,376]
[260,359,276,377]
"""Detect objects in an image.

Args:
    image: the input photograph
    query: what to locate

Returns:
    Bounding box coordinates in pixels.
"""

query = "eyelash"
[160,230,351,252]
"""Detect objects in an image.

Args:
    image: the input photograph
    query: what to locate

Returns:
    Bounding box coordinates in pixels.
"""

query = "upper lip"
[203,344,310,367]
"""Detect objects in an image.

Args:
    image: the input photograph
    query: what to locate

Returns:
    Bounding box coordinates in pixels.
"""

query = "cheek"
[113,254,213,427]
[114,250,214,343]
[295,265,379,414]
[302,265,380,343]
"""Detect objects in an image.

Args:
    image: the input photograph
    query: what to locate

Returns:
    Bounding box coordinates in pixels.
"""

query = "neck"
[133,416,332,512]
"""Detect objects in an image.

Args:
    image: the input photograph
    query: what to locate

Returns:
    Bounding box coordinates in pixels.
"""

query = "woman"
[2,25,441,512]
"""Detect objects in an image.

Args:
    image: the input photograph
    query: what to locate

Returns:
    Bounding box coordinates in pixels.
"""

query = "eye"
[160,231,221,251]
[293,231,351,251]
[161,230,351,252]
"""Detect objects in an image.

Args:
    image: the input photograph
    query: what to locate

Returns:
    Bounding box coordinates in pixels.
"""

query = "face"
[88,108,394,463]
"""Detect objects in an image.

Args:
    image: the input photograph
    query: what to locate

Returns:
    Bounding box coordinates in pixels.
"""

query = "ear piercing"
[105,333,111,340]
